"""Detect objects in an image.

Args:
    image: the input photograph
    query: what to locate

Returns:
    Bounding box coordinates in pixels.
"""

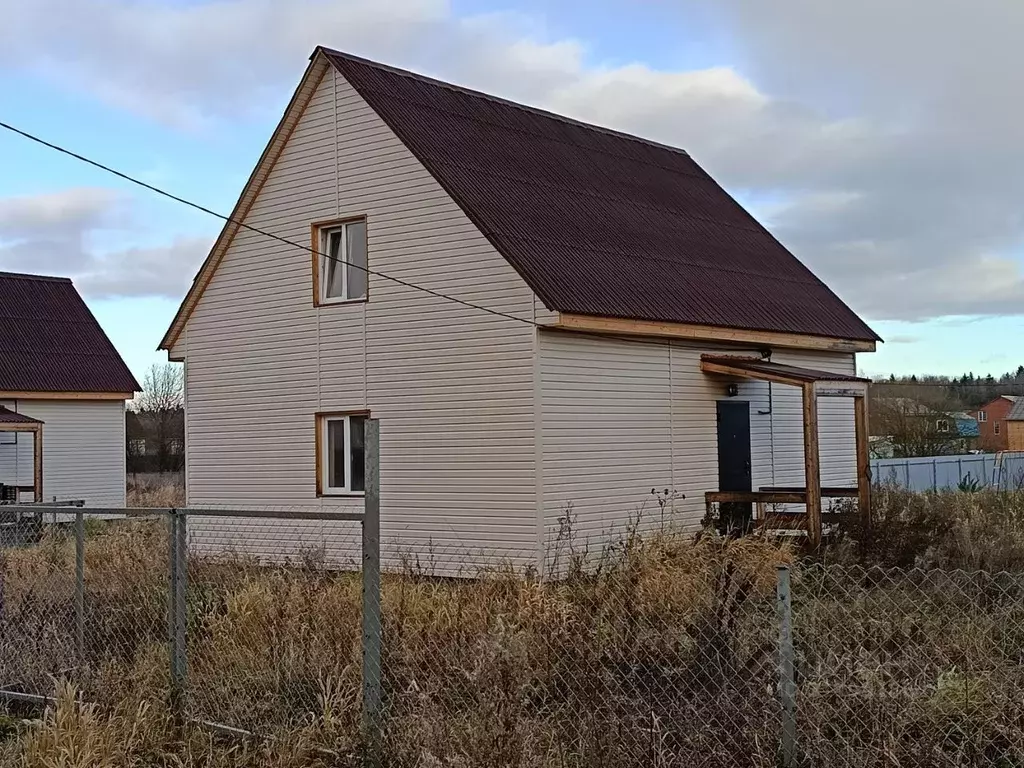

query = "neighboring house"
[1005,399,1024,451]
[947,411,981,446]
[970,395,1018,452]
[0,272,140,505]
[159,48,879,565]
[871,397,978,457]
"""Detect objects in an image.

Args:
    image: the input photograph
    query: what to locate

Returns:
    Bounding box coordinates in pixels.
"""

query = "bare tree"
[131,364,185,473]
[870,384,967,457]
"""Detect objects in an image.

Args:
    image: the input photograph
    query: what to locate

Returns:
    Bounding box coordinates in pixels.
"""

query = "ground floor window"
[318,413,366,495]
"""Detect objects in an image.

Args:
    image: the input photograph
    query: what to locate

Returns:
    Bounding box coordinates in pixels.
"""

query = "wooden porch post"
[802,383,822,547]
[33,424,43,503]
[854,395,871,531]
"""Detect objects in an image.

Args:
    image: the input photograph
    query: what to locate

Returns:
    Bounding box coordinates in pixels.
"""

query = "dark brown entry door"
[716,400,752,534]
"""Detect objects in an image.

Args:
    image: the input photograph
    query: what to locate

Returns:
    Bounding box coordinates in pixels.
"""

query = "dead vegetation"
[830,486,1024,570]
[2,490,1024,765]
[126,473,185,508]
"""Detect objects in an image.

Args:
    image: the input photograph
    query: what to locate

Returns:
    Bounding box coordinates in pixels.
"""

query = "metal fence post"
[75,509,85,667]
[168,509,187,724]
[777,565,797,768]
[363,418,383,766]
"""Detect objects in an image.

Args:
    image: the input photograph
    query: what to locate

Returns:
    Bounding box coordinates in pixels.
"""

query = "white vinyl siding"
[182,67,538,563]
[0,400,126,506]
[539,331,858,547]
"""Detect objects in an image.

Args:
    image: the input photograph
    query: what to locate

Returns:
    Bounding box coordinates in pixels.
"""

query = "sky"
[2,0,1024,383]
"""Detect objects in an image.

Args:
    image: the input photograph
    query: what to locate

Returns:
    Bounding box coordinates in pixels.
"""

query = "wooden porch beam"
[705,491,807,505]
[759,486,859,498]
[854,394,871,532]
[33,424,43,503]
[699,360,805,387]
[802,382,822,547]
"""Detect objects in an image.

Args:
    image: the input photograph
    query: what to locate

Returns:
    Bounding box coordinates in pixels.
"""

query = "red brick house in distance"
[972,395,1019,452]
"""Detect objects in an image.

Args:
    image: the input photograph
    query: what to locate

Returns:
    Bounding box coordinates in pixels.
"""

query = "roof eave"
[552,312,877,353]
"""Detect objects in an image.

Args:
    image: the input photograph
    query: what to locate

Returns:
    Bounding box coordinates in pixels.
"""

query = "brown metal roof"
[0,272,141,394]
[323,49,879,343]
[0,406,43,425]
[701,355,870,384]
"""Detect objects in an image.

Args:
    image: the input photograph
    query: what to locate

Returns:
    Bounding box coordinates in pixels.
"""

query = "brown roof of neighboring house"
[0,406,43,425]
[321,48,879,343]
[0,272,141,394]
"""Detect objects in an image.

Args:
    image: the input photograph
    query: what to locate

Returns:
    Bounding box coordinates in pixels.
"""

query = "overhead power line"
[873,382,1024,388]
[0,120,540,329]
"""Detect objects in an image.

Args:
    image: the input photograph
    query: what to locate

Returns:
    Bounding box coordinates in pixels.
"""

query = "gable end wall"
[182,67,540,563]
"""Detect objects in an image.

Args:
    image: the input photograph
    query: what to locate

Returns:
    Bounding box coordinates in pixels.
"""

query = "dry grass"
[126,473,185,508]
[829,486,1024,571]
[0,523,789,767]
[4,491,1024,765]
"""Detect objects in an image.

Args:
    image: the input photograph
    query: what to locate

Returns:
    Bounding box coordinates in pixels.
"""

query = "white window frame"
[978,411,988,423]
[936,419,949,433]
[316,219,367,305]
[319,414,366,496]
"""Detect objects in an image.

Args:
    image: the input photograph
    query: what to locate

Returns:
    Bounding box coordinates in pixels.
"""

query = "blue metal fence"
[871,452,1024,492]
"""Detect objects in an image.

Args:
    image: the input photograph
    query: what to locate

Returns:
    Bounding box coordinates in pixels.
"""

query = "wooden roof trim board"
[0,391,136,401]
[158,56,330,351]
[558,314,876,353]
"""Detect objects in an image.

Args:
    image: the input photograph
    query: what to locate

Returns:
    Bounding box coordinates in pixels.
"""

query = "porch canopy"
[699,355,871,546]
[0,406,43,503]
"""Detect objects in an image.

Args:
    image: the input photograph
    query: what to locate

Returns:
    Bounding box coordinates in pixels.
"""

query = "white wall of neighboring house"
[0,400,127,506]
[538,331,858,548]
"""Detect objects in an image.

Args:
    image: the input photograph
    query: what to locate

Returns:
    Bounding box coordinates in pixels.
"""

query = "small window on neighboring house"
[128,438,146,455]
[937,419,949,433]
[318,414,366,495]
[995,423,1001,436]
[315,219,368,304]
[979,411,988,423]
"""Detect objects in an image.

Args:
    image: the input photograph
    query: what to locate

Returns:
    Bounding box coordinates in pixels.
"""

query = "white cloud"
[0,189,208,298]
[2,0,1024,321]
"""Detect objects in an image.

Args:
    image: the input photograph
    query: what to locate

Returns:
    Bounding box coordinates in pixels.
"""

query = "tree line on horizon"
[874,366,1024,411]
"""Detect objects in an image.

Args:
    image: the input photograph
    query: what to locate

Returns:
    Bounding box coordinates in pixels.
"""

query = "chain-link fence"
[6,507,1024,766]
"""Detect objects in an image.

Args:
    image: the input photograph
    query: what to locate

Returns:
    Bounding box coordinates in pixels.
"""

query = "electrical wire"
[4,119,1024,379]
[0,120,540,329]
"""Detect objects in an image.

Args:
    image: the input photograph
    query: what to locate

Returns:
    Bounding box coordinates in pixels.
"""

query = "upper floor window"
[316,219,367,304]
[936,419,949,433]
[978,411,988,423]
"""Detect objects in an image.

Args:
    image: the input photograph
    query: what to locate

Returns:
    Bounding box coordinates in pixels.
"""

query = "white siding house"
[0,272,138,507]
[161,49,879,568]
